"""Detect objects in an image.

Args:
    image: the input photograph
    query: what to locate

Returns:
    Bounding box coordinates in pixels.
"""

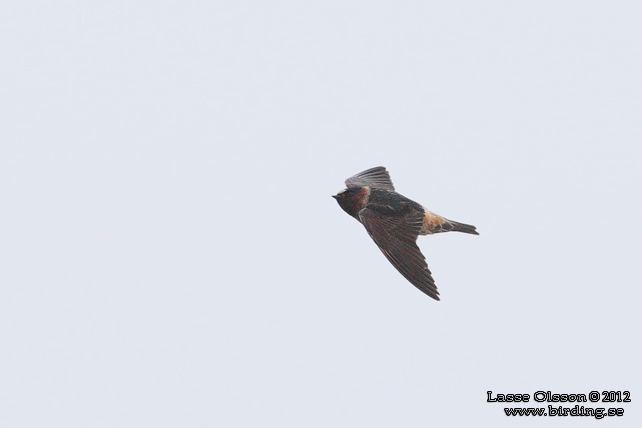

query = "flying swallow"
[333,166,478,300]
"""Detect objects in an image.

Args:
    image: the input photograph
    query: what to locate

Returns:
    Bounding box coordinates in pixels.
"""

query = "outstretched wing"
[345,166,395,191]
[359,205,439,300]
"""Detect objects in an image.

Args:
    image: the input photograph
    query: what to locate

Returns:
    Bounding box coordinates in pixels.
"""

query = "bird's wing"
[359,205,439,300]
[345,166,395,191]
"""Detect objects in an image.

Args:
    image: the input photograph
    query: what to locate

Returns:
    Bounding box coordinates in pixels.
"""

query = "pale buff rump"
[420,208,446,235]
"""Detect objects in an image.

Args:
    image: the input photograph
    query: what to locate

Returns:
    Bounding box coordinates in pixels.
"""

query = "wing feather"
[345,166,395,191]
[359,205,439,300]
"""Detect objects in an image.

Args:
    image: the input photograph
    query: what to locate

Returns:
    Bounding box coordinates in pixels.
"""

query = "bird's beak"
[332,194,338,199]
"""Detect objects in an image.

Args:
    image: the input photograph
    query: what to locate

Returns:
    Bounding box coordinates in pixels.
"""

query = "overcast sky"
[2,1,641,427]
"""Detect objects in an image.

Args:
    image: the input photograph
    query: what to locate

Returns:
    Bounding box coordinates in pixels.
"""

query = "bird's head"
[332,187,368,220]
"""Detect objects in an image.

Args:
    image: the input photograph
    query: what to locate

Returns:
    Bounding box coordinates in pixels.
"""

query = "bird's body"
[333,166,478,300]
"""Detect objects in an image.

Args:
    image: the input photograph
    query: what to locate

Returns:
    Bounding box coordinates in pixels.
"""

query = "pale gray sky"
[1,1,641,427]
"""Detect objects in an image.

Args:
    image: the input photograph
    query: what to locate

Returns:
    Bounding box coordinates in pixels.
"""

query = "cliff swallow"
[333,166,478,300]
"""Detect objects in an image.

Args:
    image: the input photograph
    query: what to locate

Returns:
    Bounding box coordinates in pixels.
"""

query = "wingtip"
[416,284,440,301]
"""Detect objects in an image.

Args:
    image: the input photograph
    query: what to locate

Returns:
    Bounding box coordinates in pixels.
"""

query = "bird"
[332,166,478,300]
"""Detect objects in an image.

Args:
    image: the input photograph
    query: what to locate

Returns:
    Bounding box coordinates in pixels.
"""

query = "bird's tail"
[447,220,479,235]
